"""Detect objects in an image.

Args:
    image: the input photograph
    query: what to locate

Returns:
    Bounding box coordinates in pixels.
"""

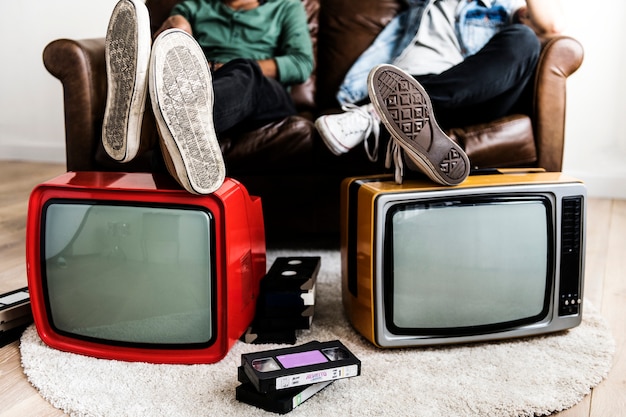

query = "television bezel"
[381,194,555,337]
[39,198,220,350]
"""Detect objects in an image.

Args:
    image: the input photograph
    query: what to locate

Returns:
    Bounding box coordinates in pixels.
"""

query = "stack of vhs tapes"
[0,287,33,347]
[236,340,361,414]
[244,257,320,345]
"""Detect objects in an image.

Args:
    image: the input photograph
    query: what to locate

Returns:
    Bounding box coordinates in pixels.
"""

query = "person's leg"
[211,59,297,133]
[415,24,541,128]
[149,32,298,194]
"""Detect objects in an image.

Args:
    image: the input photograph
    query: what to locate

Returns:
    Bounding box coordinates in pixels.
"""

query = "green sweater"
[171,0,314,86]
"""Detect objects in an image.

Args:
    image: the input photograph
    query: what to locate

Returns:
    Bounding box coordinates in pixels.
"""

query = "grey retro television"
[341,172,586,348]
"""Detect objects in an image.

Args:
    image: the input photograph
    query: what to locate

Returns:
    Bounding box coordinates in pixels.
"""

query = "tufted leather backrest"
[316,0,402,108]
[146,0,182,34]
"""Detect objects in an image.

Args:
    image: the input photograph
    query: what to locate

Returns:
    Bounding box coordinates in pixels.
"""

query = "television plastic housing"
[26,171,265,364]
[341,172,586,348]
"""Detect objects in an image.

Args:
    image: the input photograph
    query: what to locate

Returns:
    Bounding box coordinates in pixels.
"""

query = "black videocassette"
[244,257,321,344]
[241,340,361,394]
[0,287,33,347]
[236,365,334,414]
[261,256,320,293]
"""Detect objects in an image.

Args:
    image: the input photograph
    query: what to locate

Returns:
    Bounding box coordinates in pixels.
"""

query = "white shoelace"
[340,104,381,163]
[385,139,404,184]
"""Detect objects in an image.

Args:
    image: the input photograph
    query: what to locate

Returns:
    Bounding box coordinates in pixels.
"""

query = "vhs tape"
[243,326,297,345]
[237,364,333,413]
[256,301,315,319]
[253,309,314,331]
[241,340,361,393]
[0,287,33,347]
[261,257,320,292]
[244,257,321,344]
[236,379,333,414]
[259,286,316,309]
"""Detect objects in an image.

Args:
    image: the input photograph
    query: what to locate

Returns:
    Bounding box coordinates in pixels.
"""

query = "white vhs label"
[275,364,359,389]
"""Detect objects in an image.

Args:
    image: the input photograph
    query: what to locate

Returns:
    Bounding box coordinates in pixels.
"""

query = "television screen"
[42,201,215,347]
[387,198,550,333]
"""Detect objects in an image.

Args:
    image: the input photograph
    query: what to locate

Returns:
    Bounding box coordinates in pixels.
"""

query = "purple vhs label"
[276,350,328,369]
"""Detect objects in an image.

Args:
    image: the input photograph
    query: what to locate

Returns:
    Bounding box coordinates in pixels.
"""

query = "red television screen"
[26,172,265,364]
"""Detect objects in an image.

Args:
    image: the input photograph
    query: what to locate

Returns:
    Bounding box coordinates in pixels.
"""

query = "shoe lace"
[385,139,404,184]
[340,104,380,163]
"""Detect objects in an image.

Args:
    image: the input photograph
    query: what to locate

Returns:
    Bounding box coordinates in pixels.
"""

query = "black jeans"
[414,24,541,129]
[151,58,296,171]
[212,58,297,134]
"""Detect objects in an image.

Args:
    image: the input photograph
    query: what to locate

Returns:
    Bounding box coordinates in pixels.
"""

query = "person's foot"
[367,64,470,186]
[149,29,226,195]
[102,0,151,162]
[315,104,380,162]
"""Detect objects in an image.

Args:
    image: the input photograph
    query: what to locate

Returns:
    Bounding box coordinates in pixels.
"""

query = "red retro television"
[26,171,265,364]
[341,171,586,348]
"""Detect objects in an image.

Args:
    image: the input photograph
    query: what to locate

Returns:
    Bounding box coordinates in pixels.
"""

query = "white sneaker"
[149,29,226,195]
[315,103,381,162]
[102,0,151,163]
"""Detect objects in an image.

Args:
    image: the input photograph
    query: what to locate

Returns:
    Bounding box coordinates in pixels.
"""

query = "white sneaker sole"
[149,29,225,195]
[102,0,151,162]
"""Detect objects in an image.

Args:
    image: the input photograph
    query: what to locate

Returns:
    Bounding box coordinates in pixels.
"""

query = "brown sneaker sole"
[149,29,225,195]
[367,64,470,185]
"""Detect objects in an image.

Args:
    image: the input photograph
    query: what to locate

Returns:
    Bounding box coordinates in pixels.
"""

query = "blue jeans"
[336,16,404,106]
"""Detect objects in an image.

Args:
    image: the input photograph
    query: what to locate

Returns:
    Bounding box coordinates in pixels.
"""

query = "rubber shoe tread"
[149,29,225,195]
[102,0,151,162]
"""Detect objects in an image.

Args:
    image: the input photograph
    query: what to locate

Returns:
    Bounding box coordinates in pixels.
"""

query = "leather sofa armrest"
[448,115,537,169]
[533,35,584,172]
[43,38,107,171]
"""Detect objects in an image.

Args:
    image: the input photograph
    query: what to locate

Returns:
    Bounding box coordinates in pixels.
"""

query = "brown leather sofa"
[43,0,584,243]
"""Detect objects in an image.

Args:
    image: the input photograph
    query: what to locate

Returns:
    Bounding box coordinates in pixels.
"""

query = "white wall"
[561,0,626,199]
[1,0,625,199]
[0,1,119,162]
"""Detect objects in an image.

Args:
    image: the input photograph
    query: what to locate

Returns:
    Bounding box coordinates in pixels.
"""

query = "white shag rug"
[20,250,615,417]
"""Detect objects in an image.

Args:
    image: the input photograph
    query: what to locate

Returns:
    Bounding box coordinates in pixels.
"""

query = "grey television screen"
[387,198,550,333]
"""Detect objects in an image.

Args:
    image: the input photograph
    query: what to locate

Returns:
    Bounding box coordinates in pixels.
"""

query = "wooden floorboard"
[0,161,624,417]
[588,200,626,416]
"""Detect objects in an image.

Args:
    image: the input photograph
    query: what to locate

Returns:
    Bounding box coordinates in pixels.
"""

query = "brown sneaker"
[102,0,151,163]
[367,64,470,186]
[149,29,226,195]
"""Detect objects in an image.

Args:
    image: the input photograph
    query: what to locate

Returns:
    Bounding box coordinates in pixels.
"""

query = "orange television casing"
[340,172,586,348]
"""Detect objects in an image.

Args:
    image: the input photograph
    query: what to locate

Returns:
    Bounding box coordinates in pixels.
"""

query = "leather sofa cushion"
[448,115,537,169]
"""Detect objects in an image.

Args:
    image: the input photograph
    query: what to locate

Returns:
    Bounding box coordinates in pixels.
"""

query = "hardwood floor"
[0,161,624,417]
